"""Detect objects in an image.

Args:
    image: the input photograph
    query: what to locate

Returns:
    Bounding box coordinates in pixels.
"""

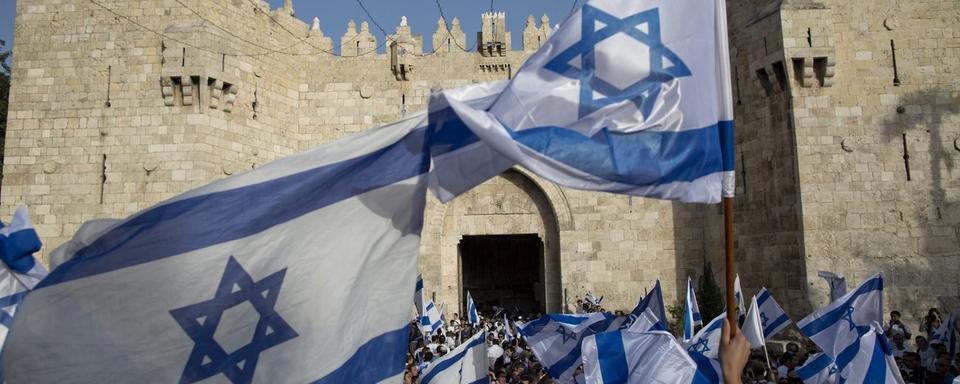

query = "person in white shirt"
[916,335,936,367]
[891,333,912,359]
[885,310,913,340]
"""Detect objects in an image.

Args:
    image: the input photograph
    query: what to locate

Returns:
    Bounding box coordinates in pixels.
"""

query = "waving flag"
[741,295,765,348]
[519,313,618,384]
[798,273,885,381]
[429,0,735,203]
[930,313,956,356]
[756,287,792,340]
[503,313,514,343]
[684,277,702,341]
[580,330,697,383]
[415,274,426,319]
[418,331,487,384]
[0,207,48,381]
[797,352,838,384]
[466,291,480,327]
[840,325,905,383]
[684,312,725,384]
[3,110,446,383]
[625,280,668,331]
[817,271,848,302]
[734,274,745,316]
[422,301,444,337]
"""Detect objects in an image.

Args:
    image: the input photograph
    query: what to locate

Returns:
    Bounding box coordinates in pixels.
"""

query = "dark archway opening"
[459,234,544,315]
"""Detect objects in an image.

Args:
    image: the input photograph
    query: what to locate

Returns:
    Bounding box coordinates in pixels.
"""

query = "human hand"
[719,318,751,384]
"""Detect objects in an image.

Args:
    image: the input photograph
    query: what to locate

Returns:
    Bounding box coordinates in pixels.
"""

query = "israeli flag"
[519,313,618,384]
[684,312,725,384]
[416,274,426,318]
[797,273,884,378]
[580,330,697,383]
[756,287,792,340]
[2,109,449,383]
[797,352,837,384]
[503,313,514,343]
[423,300,445,337]
[839,324,905,384]
[930,313,956,355]
[817,271,848,303]
[625,280,667,331]
[418,331,488,384]
[741,295,765,348]
[0,207,48,381]
[734,274,744,316]
[683,276,702,341]
[625,308,662,333]
[428,0,736,203]
[466,291,480,327]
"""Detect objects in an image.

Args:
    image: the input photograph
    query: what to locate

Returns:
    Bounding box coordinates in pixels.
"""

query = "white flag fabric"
[428,0,736,203]
[683,276,702,341]
[796,352,837,384]
[467,291,480,327]
[416,274,426,319]
[798,273,884,380]
[685,312,725,384]
[3,109,448,383]
[581,330,697,384]
[519,313,618,384]
[0,207,48,381]
[838,325,905,384]
[418,331,487,384]
[503,314,514,343]
[626,280,668,331]
[742,295,764,349]
[625,308,662,333]
[756,287,792,340]
[734,274,744,316]
[423,300,444,337]
[817,271,848,302]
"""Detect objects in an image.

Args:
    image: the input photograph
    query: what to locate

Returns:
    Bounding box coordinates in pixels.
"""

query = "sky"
[0,0,578,63]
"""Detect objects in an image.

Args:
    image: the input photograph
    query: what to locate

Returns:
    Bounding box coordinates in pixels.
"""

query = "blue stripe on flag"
[799,276,883,336]
[0,291,27,328]
[863,335,890,383]
[689,352,718,384]
[757,289,771,305]
[595,331,629,384]
[419,333,486,384]
[38,127,442,288]
[718,120,735,172]
[764,315,790,338]
[309,327,408,384]
[0,229,41,274]
[797,353,832,380]
[544,318,614,379]
[511,121,726,186]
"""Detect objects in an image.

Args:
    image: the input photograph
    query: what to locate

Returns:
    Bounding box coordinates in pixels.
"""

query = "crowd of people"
[403,297,959,384]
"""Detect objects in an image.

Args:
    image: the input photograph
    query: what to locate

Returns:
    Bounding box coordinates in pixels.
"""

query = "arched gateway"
[419,169,564,315]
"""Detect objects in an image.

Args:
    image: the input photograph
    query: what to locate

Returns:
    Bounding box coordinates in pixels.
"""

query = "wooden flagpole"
[724,196,737,335]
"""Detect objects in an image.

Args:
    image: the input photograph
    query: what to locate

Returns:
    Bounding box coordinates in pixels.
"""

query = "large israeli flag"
[418,331,488,384]
[797,273,884,381]
[580,330,697,383]
[756,287,791,340]
[1,108,463,383]
[625,280,668,331]
[683,277,702,341]
[840,325,905,383]
[519,313,618,384]
[429,0,736,203]
[797,352,837,384]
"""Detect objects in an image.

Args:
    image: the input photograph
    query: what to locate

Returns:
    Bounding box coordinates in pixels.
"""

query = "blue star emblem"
[841,307,856,331]
[545,4,691,119]
[170,256,297,384]
[687,338,711,354]
[556,326,575,343]
[760,312,769,328]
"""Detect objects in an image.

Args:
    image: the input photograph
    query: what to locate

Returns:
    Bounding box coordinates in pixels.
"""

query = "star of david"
[170,256,298,384]
[687,338,711,354]
[0,291,26,329]
[544,4,691,119]
[760,312,770,328]
[556,326,576,343]
[841,307,857,331]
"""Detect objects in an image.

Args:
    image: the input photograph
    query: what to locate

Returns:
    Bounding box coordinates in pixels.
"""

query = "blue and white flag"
[0,207,48,381]
[519,313,618,384]
[684,312,725,384]
[428,0,736,203]
[2,109,455,383]
[930,313,956,355]
[756,287,792,340]
[797,273,884,378]
[797,352,837,384]
[838,325,905,384]
[734,274,744,316]
[626,280,668,331]
[416,274,426,319]
[466,291,480,327]
[684,276,702,341]
[503,313,514,343]
[418,331,488,384]
[423,300,445,337]
[741,295,765,349]
[581,330,697,383]
[817,271,848,303]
